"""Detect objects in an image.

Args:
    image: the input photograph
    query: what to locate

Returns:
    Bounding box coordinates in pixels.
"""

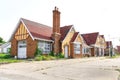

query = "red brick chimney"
[53,7,60,33]
[52,7,61,54]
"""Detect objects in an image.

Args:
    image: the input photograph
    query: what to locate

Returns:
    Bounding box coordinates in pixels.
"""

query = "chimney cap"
[54,6,59,11]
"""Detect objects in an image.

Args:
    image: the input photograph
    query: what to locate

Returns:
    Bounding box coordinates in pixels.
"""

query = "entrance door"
[64,45,68,58]
[99,48,101,56]
[18,41,27,58]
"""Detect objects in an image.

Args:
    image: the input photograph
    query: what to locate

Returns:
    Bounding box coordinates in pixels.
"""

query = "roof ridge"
[21,18,52,28]
[81,32,99,35]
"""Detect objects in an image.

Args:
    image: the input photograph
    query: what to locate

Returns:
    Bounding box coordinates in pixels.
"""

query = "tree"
[0,37,5,43]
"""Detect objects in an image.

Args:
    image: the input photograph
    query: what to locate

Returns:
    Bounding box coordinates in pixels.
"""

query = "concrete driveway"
[0,57,120,80]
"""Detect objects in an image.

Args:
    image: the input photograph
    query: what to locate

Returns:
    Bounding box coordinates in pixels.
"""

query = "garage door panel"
[18,41,27,58]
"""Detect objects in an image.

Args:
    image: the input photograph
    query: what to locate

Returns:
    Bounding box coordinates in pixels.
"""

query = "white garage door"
[18,41,27,58]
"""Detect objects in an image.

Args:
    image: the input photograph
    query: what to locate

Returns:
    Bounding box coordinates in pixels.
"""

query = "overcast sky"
[0,0,120,47]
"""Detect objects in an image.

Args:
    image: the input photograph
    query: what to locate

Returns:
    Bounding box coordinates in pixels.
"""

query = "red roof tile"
[70,32,79,42]
[21,18,52,40]
[21,18,72,41]
[60,25,72,41]
[81,32,99,45]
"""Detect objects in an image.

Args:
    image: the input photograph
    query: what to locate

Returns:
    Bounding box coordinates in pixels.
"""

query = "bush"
[34,51,64,61]
[7,48,11,53]
[0,53,12,59]
[49,51,54,56]
[35,47,42,56]
[56,53,64,58]
[34,55,43,61]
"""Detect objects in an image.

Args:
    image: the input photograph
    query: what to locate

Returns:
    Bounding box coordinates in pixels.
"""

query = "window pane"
[38,41,51,54]
[74,44,80,54]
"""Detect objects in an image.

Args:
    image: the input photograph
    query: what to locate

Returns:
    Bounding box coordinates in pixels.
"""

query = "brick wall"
[70,43,82,58]
[91,48,95,56]
[11,37,17,56]
[11,35,37,58]
[26,36,37,58]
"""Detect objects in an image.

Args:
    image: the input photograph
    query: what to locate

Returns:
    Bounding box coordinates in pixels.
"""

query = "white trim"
[74,43,81,54]
[72,42,81,44]
[94,34,100,46]
[38,41,52,54]
[64,45,68,58]
[82,44,91,48]
[34,37,54,42]
[17,40,27,58]
[21,19,34,40]
[74,33,79,42]
[9,18,35,41]
[62,25,75,42]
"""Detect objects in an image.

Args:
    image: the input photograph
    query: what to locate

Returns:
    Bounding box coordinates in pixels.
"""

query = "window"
[82,47,90,54]
[38,41,52,54]
[74,44,80,54]
[86,48,89,53]
[84,48,86,54]
[18,41,26,48]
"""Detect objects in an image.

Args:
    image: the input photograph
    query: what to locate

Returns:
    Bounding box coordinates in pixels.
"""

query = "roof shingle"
[21,18,53,40]
[60,25,72,41]
[70,32,79,42]
[21,18,72,41]
[81,32,99,45]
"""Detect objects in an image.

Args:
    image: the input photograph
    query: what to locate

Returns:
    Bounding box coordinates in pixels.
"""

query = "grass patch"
[0,53,12,59]
[105,54,120,59]
[0,53,22,64]
[34,55,57,61]
[34,52,64,61]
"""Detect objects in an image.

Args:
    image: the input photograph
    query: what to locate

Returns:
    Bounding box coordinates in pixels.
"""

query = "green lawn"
[0,53,22,64]
[0,53,65,64]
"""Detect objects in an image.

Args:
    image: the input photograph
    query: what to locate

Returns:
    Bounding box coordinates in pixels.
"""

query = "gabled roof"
[60,25,73,41]
[81,32,99,45]
[70,32,79,42]
[21,18,53,40]
[10,18,72,42]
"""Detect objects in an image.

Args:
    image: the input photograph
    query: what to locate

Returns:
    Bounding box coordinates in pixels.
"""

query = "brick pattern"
[91,48,95,56]
[11,35,37,58]
[53,7,60,33]
[52,7,61,54]
[11,37,17,56]
[70,43,74,58]
[52,33,61,54]
[27,36,37,58]
[70,43,82,58]
[62,28,75,57]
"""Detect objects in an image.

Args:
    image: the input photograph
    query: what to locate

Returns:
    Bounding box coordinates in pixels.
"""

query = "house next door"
[18,41,27,58]
[64,45,68,58]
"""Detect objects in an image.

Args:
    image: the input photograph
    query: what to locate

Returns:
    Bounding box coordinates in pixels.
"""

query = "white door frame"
[64,45,68,58]
[18,40,27,58]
